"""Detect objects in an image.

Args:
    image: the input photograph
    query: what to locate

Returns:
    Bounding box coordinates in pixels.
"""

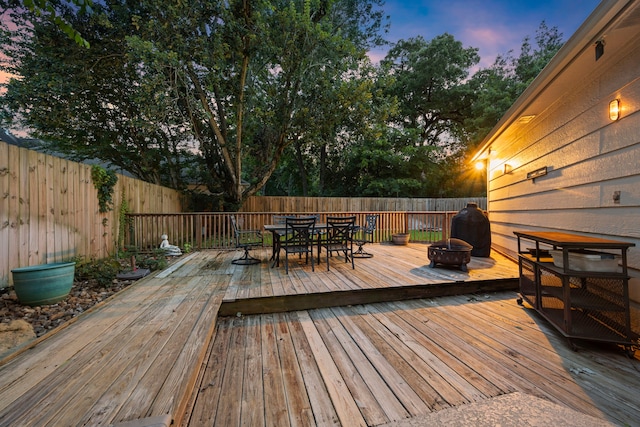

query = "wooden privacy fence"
[242,196,486,212]
[0,141,184,287]
[125,211,459,252]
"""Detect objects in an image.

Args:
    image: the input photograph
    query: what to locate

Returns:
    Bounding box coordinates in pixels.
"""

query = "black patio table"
[264,223,329,268]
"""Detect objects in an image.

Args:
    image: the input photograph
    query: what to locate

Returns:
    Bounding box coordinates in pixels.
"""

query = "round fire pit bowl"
[428,238,473,272]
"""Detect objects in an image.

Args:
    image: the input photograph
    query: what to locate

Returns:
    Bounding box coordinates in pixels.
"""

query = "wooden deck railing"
[125,211,458,252]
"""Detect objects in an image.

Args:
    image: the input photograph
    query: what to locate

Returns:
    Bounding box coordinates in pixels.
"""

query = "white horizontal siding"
[485,17,640,296]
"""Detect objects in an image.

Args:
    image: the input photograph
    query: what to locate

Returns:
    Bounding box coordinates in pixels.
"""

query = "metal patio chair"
[282,216,316,274]
[230,215,263,265]
[319,215,356,271]
[353,214,378,258]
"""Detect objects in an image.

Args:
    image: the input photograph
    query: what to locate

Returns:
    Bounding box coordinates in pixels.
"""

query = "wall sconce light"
[609,99,620,121]
[595,39,605,61]
[527,166,548,182]
[503,164,512,174]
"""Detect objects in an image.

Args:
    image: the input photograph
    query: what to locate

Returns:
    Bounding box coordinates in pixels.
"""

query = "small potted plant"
[392,233,410,245]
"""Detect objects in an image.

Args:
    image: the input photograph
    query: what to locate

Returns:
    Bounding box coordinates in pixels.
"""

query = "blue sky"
[369,0,602,68]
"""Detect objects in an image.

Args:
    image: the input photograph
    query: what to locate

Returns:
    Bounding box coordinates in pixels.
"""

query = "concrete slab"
[379,392,617,427]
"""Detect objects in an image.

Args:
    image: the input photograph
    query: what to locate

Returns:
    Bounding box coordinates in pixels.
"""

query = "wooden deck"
[0,244,638,426]
[219,243,519,316]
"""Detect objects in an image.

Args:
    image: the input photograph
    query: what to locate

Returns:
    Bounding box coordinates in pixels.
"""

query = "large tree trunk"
[294,141,308,196]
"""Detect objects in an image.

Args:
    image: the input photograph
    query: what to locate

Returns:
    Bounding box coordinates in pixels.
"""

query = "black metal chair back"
[283,216,316,274]
[321,216,356,270]
[271,215,297,264]
[353,214,378,258]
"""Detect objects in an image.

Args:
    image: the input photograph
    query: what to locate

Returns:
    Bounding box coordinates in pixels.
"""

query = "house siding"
[481,0,640,301]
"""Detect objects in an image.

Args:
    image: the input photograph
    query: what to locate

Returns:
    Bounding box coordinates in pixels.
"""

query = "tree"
[381,34,479,154]
[1,0,93,47]
[1,0,388,209]
[464,21,564,148]
[266,57,396,197]
[268,33,482,198]
[120,0,388,208]
[1,3,197,188]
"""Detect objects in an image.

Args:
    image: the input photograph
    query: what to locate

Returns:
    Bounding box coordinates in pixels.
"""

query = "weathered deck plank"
[260,313,291,427]
[313,308,411,424]
[1,246,637,427]
[189,291,640,427]
[0,251,230,426]
[222,243,519,304]
[186,315,235,426]
[287,312,342,427]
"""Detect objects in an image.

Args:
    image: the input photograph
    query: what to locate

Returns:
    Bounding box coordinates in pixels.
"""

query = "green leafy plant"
[74,256,121,288]
[117,190,132,252]
[119,244,139,260]
[137,250,168,271]
[182,242,192,253]
[91,165,118,213]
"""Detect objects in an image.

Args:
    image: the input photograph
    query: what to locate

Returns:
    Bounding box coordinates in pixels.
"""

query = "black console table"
[514,231,637,353]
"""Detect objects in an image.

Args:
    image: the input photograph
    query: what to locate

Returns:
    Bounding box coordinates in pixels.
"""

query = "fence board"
[18,148,29,267]
[0,143,9,285]
[242,196,485,213]
[0,141,183,288]
[6,145,20,282]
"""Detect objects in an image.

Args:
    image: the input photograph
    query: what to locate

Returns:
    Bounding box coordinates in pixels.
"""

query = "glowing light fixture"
[474,161,485,171]
[609,99,620,121]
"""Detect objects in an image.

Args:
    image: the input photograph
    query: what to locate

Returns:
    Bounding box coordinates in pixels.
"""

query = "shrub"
[74,257,121,287]
[137,250,168,271]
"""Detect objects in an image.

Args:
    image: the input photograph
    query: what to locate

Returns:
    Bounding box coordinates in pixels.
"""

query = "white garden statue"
[160,234,182,256]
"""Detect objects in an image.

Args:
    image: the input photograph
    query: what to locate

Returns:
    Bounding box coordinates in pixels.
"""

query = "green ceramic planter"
[11,262,76,306]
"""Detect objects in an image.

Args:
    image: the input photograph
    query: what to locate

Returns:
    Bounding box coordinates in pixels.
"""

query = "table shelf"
[514,231,637,351]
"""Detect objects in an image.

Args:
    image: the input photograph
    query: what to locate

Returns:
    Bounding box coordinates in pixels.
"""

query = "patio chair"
[353,214,378,258]
[319,215,356,271]
[230,215,263,265]
[282,216,316,274]
[270,215,297,266]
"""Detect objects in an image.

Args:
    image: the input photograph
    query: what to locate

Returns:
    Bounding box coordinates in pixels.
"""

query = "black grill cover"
[450,203,491,257]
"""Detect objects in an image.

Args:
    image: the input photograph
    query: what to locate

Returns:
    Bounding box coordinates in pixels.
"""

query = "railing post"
[404,211,409,234]
[196,214,202,250]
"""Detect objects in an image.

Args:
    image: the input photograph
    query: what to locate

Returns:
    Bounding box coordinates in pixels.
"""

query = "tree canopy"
[1,0,93,47]
[1,2,565,207]
[1,0,390,208]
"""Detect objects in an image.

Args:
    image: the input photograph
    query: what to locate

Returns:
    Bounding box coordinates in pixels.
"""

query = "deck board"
[222,243,519,304]
[189,292,640,427]
[0,251,230,426]
[260,313,291,427]
[0,245,638,426]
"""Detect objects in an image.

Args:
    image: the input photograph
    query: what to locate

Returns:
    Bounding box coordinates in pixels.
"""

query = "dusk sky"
[369,0,603,68]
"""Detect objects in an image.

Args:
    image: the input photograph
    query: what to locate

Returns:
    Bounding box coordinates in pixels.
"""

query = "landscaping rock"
[0,278,135,354]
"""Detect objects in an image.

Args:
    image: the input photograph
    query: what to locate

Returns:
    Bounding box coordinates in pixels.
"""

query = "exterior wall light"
[595,39,605,61]
[609,99,621,121]
[503,164,512,174]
